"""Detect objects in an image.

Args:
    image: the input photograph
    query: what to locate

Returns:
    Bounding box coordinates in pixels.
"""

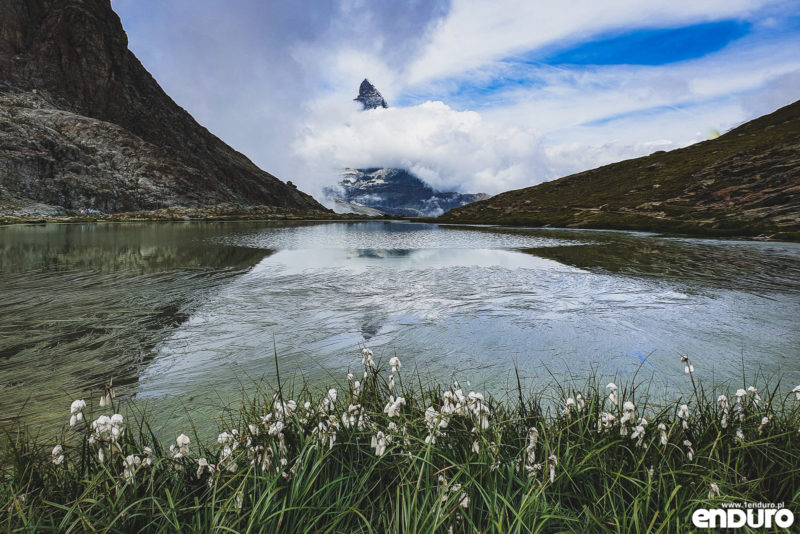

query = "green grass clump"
[2,353,800,533]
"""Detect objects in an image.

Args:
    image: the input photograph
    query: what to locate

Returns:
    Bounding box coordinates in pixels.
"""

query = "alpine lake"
[2,220,798,440]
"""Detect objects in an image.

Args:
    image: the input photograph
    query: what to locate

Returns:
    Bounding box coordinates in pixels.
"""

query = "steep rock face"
[326,168,489,217]
[440,99,800,237]
[354,79,387,110]
[0,0,326,213]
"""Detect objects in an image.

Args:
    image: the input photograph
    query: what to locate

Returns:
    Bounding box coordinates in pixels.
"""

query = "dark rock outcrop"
[354,79,388,110]
[0,0,327,214]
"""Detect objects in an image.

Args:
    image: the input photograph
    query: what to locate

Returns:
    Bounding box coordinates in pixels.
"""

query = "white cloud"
[114,1,800,203]
[404,0,774,85]
[293,29,800,198]
[295,100,549,195]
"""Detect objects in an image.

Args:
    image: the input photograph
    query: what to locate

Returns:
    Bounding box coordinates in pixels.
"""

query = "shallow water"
[1,221,798,437]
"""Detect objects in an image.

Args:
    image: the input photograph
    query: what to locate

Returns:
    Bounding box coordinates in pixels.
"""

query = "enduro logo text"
[692,502,794,529]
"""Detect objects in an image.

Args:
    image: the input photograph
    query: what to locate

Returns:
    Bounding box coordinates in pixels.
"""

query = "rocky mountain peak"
[354,78,387,110]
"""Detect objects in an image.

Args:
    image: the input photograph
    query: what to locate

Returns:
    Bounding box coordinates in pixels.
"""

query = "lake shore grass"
[3,352,799,533]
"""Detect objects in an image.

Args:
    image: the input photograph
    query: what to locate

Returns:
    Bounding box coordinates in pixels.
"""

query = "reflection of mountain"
[0,223,270,273]
[0,223,272,432]
[325,168,490,217]
[516,230,800,293]
[355,249,413,259]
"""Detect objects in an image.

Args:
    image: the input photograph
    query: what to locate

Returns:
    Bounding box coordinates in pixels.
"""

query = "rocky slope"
[326,168,490,217]
[0,0,327,215]
[440,99,800,238]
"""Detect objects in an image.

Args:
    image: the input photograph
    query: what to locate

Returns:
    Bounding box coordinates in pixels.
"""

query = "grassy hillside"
[439,100,800,239]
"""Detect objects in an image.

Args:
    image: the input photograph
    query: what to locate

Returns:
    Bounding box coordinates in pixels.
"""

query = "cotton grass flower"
[361,348,375,368]
[69,399,86,426]
[548,454,558,483]
[747,386,761,406]
[122,454,141,482]
[683,439,695,461]
[631,417,647,447]
[383,396,405,418]
[793,385,800,400]
[620,401,635,436]
[680,355,694,374]
[389,356,401,372]
[562,397,575,416]
[758,415,770,435]
[51,444,64,465]
[170,433,190,459]
[576,393,585,412]
[371,431,388,456]
[658,423,668,446]
[597,411,616,433]
[677,404,690,430]
[717,395,729,428]
[708,482,721,499]
[606,383,618,405]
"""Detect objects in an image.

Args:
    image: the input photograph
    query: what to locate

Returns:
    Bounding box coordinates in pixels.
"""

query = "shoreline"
[2,209,798,242]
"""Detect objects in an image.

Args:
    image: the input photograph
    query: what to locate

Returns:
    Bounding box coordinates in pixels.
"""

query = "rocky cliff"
[440,99,800,238]
[0,0,327,214]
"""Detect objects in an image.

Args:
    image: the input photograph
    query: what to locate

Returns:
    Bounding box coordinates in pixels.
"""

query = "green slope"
[439,99,800,239]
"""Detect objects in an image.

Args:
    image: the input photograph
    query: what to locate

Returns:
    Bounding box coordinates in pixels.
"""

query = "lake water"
[1,221,799,436]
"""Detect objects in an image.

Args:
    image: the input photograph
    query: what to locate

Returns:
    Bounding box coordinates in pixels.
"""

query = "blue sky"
[112,0,800,199]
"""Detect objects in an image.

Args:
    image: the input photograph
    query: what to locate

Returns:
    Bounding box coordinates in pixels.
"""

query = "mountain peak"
[354,78,388,110]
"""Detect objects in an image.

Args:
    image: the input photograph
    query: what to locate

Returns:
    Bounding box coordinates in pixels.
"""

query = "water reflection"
[1,221,798,440]
[0,222,271,429]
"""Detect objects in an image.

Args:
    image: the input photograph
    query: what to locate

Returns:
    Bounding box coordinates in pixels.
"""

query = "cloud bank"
[112,0,800,201]
[296,100,549,195]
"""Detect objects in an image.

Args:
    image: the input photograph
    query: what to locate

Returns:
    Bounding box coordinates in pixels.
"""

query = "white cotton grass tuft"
[657,423,668,446]
[524,427,539,476]
[383,396,405,418]
[630,417,647,447]
[708,482,721,499]
[597,411,615,433]
[51,444,64,465]
[370,431,388,456]
[680,355,694,374]
[758,415,771,435]
[793,385,800,401]
[683,439,695,461]
[747,386,760,404]
[677,404,690,429]
[361,348,375,368]
[548,454,557,483]
[170,433,190,459]
[389,356,401,373]
[69,399,86,427]
[606,383,618,406]
[717,395,729,428]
